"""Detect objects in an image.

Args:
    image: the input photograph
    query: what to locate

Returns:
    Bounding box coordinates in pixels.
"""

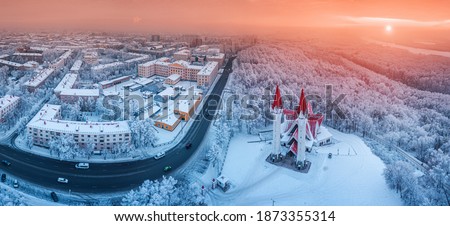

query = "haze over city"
[1,0,449,33]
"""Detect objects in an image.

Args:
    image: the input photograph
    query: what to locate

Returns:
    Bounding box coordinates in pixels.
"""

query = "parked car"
[75,162,89,169]
[1,173,6,182]
[328,153,332,159]
[154,152,166,160]
[50,192,59,202]
[1,160,11,166]
[163,166,172,172]
[57,177,69,184]
[13,179,19,188]
[185,142,192,149]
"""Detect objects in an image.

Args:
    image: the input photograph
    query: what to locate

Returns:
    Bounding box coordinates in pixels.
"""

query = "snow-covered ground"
[200,128,402,206]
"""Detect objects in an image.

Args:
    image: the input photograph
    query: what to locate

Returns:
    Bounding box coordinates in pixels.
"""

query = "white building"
[70,60,83,72]
[27,104,131,151]
[0,95,20,121]
[197,61,218,87]
[173,49,191,61]
[24,68,55,92]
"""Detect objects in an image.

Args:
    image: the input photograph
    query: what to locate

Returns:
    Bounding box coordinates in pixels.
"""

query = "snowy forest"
[226,41,450,205]
[121,176,205,206]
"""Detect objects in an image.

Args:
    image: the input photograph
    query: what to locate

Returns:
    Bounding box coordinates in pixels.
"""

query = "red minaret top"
[271,85,283,110]
[296,88,307,115]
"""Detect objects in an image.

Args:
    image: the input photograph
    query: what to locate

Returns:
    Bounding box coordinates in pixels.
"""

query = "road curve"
[0,57,235,193]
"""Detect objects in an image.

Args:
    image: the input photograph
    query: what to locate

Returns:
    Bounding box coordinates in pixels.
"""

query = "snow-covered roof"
[91,62,124,71]
[167,74,181,81]
[0,59,22,67]
[175,97,200,113]
[315,126,332,142]
[60,89,99,97]
[28,104,130,134]
[170,60,191,68]
[174,49,190,55]
[70,60,83,71]
[54,73,78,94]
[125,55,150,64]
[29,104,61,122]
[98,75,130,86]
[13,52,42,57]
[0,95,20,111]
[197,61,218,76]
[207,53,225,60]
[155,113,180,126]
[24,68,55,87]
[134,77,153,86]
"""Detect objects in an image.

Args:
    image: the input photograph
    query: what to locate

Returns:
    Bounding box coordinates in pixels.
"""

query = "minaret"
[271,85,283,160]
[296,89,307,168]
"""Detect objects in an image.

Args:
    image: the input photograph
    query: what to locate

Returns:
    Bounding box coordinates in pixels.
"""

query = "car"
[57,177,69,184]
[185,142,192,149]
[163,166,172,172]
[1,173,6,182]
[75,162,89,169]
[1,160,11,166]
[154,152,166,160]
[328,153,332,159]
[13,179,19,188]
[50,192,59,202]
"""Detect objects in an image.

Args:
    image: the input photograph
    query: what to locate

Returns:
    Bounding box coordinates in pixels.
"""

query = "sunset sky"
[0,0,449,33]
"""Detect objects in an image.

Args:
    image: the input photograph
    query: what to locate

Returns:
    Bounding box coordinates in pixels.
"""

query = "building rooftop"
[70,60,83,71]
[91,62,124,71]
[197,61,218,76]
[0,95,20,110]
[134,77,154,86]
[60,89,99,97]
[0,59,22,67]
[167,74,181,81]
[98,75,130,86]
[24,68,55,87]
[54,73,78,94]
[28,104,130,134]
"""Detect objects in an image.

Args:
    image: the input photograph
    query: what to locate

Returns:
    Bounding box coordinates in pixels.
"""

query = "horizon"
[0,0,449,35]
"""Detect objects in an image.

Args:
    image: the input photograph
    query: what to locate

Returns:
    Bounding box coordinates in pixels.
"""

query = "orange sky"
[0,0,449,33]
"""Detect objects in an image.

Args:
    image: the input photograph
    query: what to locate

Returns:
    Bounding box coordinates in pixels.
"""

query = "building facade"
[0,95,20,121]
[27,104,131,151]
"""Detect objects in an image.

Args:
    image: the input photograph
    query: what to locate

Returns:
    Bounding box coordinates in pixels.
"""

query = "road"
[0,57,235,193]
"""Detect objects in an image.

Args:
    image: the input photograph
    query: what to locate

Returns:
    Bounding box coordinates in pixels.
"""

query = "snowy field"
[201,128,402,206]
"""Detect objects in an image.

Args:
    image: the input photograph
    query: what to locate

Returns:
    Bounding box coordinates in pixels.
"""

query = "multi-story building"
[173,49,191,61]
[54,73,100,103]
[197,61,219,87]
[27,104,131,151]
[99,75,131,89]
[138,58,219,87]
[24,68,55,92]
[83,51,98,64]
[12,52,43,63]
[50,50,73,70]
[137,57,170,77]
[165,74,181,85]
[70,60,83,73]
[0,95,20,121]
[154,87,202,131]
[59,89,100,103]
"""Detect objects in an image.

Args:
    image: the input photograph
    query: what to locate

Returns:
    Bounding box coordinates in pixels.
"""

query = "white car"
[75,162,89,169]
[57,177,69,184]
[154,152,166,160]
[13,179,19,188]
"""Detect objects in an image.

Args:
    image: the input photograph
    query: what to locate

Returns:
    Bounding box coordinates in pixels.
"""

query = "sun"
[385,25,393,32]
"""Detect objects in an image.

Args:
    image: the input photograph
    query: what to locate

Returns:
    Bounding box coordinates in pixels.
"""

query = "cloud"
[340,16,450,27]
